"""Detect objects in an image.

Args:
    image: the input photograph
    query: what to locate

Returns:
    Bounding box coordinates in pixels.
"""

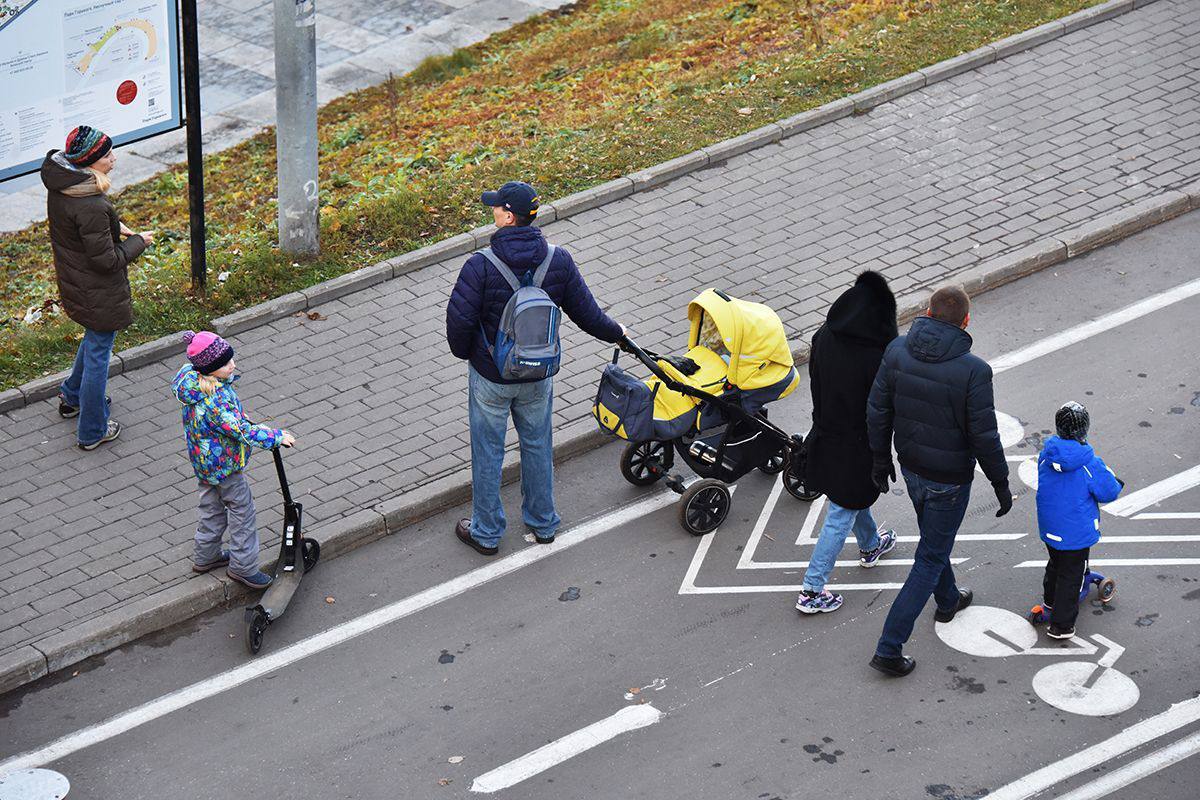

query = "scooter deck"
[258,560,305,621]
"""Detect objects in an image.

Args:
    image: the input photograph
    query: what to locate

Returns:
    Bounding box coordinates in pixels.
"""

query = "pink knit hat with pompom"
[183,330,234,375]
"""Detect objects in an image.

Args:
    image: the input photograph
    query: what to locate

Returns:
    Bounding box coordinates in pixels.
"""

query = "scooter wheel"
[783,459,821,502]
[679,479,731,536]
[1098,578,1117,604]
[621,440,671,487]
[245,610,268,655]
[303,538,321,573]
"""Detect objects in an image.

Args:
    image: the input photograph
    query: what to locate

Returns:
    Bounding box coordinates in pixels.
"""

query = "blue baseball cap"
[481,181,540,218]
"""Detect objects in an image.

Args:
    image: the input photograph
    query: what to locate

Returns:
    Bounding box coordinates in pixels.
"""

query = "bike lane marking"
[1052,729,1200,800]
[469,704,663,793]
[985,695,1200,800]
[0,489,682,773]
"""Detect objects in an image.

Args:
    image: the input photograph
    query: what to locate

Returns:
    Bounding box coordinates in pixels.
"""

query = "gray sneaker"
[859,529,896,568]
[78,420,121,451]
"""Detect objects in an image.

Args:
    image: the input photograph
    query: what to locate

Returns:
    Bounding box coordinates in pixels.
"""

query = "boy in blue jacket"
[1034,402,1124,639]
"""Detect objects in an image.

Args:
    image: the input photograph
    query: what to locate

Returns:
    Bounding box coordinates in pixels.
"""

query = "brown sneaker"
[455,519,498,556]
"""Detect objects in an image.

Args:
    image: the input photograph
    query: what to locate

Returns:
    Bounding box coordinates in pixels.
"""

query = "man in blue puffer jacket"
[446,181,625,555]
[866,284,1012,677]
[1035,402,1123,639]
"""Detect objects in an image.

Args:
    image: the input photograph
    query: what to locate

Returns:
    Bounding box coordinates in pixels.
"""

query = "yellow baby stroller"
[593,288,821,535]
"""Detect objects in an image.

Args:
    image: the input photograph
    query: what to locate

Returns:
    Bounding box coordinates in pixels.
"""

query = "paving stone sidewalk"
[0,0,569,232]
[2,0,1198,670]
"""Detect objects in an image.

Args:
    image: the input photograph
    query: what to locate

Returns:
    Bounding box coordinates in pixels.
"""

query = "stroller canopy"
[688,289,795,391]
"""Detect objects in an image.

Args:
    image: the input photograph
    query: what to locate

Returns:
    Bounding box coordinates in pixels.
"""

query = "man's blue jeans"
[467,365,561,549]
[802,501,881,593]
[60,328,116,445]
[876,468,972,659]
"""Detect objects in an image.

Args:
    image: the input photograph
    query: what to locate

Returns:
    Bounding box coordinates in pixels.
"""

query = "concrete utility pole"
[274,0,320,256]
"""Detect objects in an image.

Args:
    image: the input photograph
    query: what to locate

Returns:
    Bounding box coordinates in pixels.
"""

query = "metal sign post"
[274,0,319,257]
[181,0,206,291]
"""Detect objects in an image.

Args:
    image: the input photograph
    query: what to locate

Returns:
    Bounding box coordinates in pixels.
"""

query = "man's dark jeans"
[876,467,972,659]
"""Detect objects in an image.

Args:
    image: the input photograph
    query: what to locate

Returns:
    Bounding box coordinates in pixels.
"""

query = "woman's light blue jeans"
[802,501,882,593]
[59,327,116,445]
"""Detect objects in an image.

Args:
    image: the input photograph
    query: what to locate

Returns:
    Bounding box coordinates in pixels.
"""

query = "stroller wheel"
[621,440,671,487]
[1098,578,1117,604]
[783,459,821,502]
[679,479,731,536]
[758,451,787,475]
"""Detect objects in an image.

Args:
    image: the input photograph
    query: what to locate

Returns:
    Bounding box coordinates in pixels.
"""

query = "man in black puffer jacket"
[866,285,1012,677]
[446,181,624,556]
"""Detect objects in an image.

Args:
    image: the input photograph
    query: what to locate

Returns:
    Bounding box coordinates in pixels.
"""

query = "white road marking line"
[1014,558,1200,567]
[1053,729,1200,800]
[739,557,969,570]
[1089,535,1200,543]
[986,696,1200,800]
[793,494,825,545]
[989,276,1200,375]
[1132,512,1200,520]
[1104,464,1200,517]
[682,582,906,594]
[0,490,680,774]
[469,704,662,793]
[733,475,784,566]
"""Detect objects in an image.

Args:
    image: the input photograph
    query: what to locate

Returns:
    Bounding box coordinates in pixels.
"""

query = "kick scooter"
[244,445,320,655]
[1028,568,1116,624]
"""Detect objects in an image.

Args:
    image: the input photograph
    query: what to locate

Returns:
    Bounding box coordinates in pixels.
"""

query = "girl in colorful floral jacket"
[172,331,296,589]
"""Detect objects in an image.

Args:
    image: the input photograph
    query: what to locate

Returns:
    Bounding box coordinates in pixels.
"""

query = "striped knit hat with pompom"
[64,125,113,167]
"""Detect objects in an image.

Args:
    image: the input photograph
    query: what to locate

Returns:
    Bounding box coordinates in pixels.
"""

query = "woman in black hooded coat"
[796,271,901,614]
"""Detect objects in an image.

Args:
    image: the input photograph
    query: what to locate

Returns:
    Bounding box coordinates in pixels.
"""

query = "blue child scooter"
[1028,568,1116,624]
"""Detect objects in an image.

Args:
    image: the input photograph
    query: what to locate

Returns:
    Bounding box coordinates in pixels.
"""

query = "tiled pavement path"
[0,0,570,232]
[1,0,1198,665]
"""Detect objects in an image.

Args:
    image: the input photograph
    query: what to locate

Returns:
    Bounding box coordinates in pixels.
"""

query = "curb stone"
[3,0,1151,410]
[6,201,1196,697]
[0,0,1178,694]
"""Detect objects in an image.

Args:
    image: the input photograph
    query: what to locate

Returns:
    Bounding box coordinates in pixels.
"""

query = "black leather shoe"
[455,519,498,556]
[934,588,974,623]
[870,654,916,677]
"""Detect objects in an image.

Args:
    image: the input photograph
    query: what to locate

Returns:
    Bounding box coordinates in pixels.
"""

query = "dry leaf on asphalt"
[306,311,327,321]
[628,687,641,694]
[448,756,464,764]
[325,596,336,604]
[438,778,452,786]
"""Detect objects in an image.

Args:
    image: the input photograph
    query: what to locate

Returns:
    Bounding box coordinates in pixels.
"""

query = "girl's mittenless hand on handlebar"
[280,431,297,448]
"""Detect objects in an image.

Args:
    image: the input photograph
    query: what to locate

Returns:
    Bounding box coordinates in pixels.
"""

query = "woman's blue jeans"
[59,328,116,445]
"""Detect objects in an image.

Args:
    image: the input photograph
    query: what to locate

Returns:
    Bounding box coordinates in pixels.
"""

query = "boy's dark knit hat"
[1055,401,1090,443]
[184,331,234,375]
[64,125,113,167]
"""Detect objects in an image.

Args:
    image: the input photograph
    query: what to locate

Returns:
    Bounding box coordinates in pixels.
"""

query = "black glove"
[993,480,1013,518]
[872,453,896,494]
[664,356,700,376]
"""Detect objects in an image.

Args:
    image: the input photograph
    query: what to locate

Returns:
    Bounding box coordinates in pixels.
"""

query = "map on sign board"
[0,0,181,181]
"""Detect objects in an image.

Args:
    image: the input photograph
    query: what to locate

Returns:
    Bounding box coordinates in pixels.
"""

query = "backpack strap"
[531,245,555,288]
[478,248,521,291]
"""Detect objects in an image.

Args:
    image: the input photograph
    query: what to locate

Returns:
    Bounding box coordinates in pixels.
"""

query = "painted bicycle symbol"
[935,605,1139,717]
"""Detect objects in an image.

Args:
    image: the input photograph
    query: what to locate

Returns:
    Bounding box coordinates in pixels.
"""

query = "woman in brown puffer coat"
[41,125,155,449]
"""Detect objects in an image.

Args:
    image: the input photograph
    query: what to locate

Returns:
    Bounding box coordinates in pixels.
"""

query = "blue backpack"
[478,245,562,381]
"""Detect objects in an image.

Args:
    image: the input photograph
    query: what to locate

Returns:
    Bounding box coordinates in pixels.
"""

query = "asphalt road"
[3,215,1200,799]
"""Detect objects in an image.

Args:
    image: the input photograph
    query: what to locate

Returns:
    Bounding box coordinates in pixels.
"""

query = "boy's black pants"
[1043,544,1089,630]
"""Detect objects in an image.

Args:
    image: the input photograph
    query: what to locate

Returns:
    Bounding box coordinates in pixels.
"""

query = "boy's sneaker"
[795,589,844,614]
[192,550,231,573]
[859,529,897,568]
[227,569,273,590]
[59,395,111,419]
[78,420,121,450]
[1048,624,1076,640]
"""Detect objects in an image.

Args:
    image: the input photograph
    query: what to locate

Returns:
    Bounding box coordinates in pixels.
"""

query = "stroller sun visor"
[687,288,799,400]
